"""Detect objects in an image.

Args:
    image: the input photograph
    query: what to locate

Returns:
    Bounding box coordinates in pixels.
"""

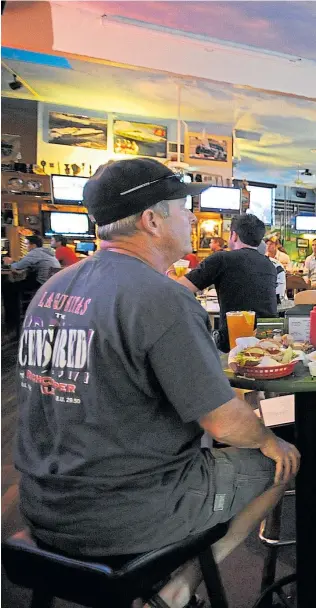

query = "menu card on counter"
[255,395,295,428]
[288,317,310,342]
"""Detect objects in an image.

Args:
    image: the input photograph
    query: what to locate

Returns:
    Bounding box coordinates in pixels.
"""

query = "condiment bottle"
[310,306,316,348]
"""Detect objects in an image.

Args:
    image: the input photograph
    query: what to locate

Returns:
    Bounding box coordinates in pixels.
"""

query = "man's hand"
[3,256,13,265]
[260,435,300,485]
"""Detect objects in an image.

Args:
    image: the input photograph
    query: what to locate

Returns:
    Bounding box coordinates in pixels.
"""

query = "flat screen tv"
[200,186,241,213]
[246,183,274,225]
[42,211,95,238]
[75,241,97,254]
[295,215,316,232]
[51,175,89,205]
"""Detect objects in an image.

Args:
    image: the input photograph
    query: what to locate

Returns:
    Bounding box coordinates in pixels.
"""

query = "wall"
[37,102,233,180]
[1,97,38,163]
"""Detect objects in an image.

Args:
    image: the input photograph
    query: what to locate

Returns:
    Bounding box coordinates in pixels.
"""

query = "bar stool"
[257,397,296,608]
[2,524,229,608]
[258,490,296,608]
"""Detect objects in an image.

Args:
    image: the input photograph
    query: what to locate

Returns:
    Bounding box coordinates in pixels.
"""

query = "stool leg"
[259,501,282,608]
[30,589,54,608]
[198,547,229,608]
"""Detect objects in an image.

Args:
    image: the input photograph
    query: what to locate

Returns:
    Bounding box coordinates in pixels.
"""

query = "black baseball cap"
[83,158,209,226]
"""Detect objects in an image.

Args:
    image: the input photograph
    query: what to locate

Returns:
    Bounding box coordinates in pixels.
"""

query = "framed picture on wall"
[113,120,167,158]
[223,218,232,233]
[296,238,309,248]
[195,212,222,252]
[47,112,108,150]
[185,132,232,169]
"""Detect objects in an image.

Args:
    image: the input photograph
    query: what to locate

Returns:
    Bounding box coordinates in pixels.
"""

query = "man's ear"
[231,230,238,242]
[140,208,163,236]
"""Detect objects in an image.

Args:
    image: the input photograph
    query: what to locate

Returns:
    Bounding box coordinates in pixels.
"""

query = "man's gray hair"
[97,200,170,241]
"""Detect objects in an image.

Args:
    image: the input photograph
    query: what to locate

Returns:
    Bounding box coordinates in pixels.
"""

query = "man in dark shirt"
[15,161,298,607]
[175,214,277,352]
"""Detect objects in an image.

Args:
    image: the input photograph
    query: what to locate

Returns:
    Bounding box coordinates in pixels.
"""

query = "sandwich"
[234,345,294,368]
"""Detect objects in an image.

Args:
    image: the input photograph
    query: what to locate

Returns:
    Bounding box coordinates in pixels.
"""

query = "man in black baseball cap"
[83,157,206,226]
[16,158,298,607]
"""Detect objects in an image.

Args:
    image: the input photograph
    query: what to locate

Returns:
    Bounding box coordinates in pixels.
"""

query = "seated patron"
[265,238,292,271]
[171,214,278,352]
[257,241,286,303]
[2,235,60,333]
[210,237,226,253]
[51,235,78,267]
[4,235,60,286]
[15,160,299,607]
[303,238,316,288]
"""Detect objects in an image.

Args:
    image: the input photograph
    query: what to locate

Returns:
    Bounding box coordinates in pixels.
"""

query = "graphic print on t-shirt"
[18,289,94,404]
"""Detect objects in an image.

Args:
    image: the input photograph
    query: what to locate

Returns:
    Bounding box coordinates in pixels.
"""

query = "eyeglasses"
[120,173,183,197]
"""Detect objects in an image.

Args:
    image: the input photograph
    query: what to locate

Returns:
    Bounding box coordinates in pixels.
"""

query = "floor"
[1,341,296,608]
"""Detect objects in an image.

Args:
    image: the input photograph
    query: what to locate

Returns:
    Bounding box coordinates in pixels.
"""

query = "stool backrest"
[294,290,316,305]
[47,267,61,279]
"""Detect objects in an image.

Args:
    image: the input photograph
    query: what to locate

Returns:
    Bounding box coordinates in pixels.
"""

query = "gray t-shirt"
[15,251,234,555]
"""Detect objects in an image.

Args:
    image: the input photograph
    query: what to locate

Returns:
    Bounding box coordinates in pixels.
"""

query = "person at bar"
[15,160,299,608]
[3,234,60,286]
[210,236,226,253]
[2,235,61,332]
[265,238,292,271]
[257,240,287,303]
[51,234,78,267]
[303,238,316,288]
[170,214,277,352]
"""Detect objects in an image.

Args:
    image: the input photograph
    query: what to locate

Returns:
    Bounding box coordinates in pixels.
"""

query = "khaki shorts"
[186,447,275,534]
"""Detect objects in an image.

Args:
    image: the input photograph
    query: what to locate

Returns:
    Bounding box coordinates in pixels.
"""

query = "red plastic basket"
[235,360,298,379]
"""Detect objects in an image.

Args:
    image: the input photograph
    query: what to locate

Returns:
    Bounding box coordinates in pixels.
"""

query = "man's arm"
[200,397,300,484]
[276,266,286,299]
[303,258,311,284]
[11,251,33,272]
[149,303,300,485]
[166,268,202,293]
[55,248,66,268]
[168,253,224,293]
[200,397,271,449]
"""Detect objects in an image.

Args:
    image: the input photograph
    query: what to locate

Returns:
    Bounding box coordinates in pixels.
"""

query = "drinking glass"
[226,311,256,349]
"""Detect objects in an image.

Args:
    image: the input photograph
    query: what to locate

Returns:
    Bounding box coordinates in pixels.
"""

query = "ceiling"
[76,1,316,61]
[1,1,316,187]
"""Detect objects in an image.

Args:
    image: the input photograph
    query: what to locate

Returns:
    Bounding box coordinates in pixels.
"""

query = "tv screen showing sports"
[200,187,241,212]
[42,211,95,238]
[75,241,96,253]
[295,215,316,232]
[247,184,274,225]
[51,175,89,205]
[185,195,193,211]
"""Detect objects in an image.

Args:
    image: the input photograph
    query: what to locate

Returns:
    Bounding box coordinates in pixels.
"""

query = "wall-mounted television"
[51,175,89,205]
[185,195,193,211]
[200,186,241,213]
[75,241,96,254]
[246,182,275,225]
[295,215,316,232]
[42,211,95,238]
